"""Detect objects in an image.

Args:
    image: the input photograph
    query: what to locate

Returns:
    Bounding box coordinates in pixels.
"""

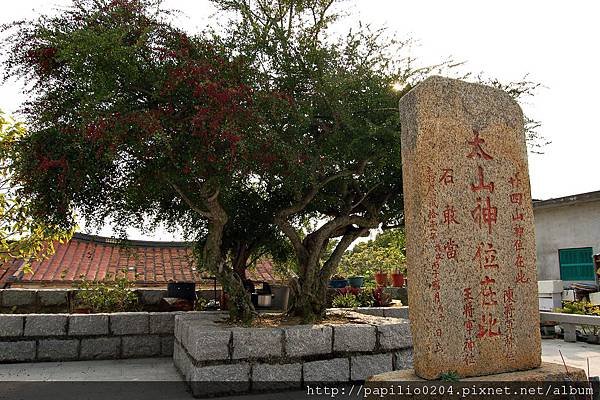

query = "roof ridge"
[72,232,191,248]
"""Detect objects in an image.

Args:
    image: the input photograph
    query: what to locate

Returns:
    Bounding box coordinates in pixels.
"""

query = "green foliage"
[340,229,406,277]
[356,288,375,307]
[1,0,544,322]
[557,301,600,316]
[1,0,292,320]
[2,0,270,232]
[439,371,460,382]
[194,296,208,311]
[74,273,140,313]
[557,300,600,336]
[332,287,392,308]
[0,110,73,273]
[331,292,360,308]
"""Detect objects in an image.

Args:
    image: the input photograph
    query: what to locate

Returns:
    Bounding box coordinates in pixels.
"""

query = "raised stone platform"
[173,311,413,397]
[367,362,590,399]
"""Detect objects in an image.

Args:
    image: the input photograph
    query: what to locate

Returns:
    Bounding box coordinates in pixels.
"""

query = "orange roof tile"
[1,233,277,287]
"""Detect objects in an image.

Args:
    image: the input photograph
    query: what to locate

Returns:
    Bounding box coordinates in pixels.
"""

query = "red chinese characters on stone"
[480,276,498,307]
[444,239,459,261]
[471,197,498,235]
[503,287,516,358]
[512,210,524,222]
[440,168,454,185]
[426,167,438,240]
[508,170,529,284]
[443,205,460,227]
[463,338,476,365]
[428,208,439,240]
[514,226,524,237]
[509,172,522,188]
[510,192,523,205]
[515,270,530,284]
[470,166,494,193]
[476,276,501,339]
[430,245,444,320]
[514,240,524,253]
[463,288,474,320]
[433,329,444,353]
[463,287,476,365]
[474,242,499,269]
[466,131,493,160]
[476,313,501,338]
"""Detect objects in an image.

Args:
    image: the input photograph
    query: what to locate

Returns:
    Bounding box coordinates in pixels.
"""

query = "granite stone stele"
[398,76,542,379]
[367,76,587,389]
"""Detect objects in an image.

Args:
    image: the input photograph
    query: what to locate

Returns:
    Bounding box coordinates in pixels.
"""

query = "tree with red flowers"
[2,0,293,321]
[3,0,543,322]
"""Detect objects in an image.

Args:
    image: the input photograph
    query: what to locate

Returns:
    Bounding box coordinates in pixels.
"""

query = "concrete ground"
[0,339,598,400]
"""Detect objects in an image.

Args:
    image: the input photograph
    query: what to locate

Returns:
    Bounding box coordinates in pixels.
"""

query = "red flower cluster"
[26,46,58,74]
[37,155,67,172]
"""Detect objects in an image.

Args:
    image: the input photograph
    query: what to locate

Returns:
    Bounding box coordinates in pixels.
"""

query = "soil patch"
[216,312,364,328]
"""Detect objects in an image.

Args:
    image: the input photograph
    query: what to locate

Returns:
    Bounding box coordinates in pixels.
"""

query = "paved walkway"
[0,339,598,400]
[542,338,600,376]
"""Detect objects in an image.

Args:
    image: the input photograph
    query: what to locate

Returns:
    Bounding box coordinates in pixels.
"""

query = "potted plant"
[374,268,388,287]
[329,274,348,288]
[391,267,406,287]
[348,275,365,288]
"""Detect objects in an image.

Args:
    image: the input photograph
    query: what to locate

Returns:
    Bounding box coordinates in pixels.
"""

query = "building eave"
[533,190,600,211]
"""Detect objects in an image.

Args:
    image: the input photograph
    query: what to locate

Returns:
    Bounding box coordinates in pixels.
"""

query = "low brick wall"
[173,311,413,397]
[0,288,220,313]
[0,311,205,363]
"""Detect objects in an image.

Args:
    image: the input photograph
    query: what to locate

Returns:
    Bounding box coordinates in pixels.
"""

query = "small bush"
[356,289,375,307]
[332,287,393,308]
[195,297,208,311]
[332,293,360,308]
[557,300,600,336]
[75,274,140,313]
[558,300,600,316]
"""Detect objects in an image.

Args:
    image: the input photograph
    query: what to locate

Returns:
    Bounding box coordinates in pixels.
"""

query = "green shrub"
[557,300,600,336]
[332,293,360,308]
[195,297,208,311]
[357,288,375,307]
[558,300,600,316]
[75,274,140,313]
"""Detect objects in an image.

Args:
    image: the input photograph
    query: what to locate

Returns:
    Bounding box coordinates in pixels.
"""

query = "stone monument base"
[366,362,591,400]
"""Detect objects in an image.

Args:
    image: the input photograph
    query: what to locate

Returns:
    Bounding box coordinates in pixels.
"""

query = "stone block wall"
[334,306,409,319]
[173,311,413,397]
[0,311,205,363]
[0,288,220,313]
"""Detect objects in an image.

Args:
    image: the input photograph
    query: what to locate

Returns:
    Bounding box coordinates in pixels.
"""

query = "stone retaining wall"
[173,311,413,397]
[335,306,409,319]
[0,311,204,363]
[0,288,220,313]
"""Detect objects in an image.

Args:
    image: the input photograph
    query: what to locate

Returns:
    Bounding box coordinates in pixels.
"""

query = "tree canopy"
[1,0,544,320]
[340,229,406,278]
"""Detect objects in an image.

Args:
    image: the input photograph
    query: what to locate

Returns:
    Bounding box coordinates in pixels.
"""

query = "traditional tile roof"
[0,233,276,288]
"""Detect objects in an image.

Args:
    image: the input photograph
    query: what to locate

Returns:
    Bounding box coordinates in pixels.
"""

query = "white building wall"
[534,200,600,283]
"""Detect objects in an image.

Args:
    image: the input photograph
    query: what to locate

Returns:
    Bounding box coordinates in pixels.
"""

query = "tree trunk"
[218,270,255,323]
[287,229,369,322]
[201,192,255,322]
[227,242,256,322]
[287,254,329,322]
